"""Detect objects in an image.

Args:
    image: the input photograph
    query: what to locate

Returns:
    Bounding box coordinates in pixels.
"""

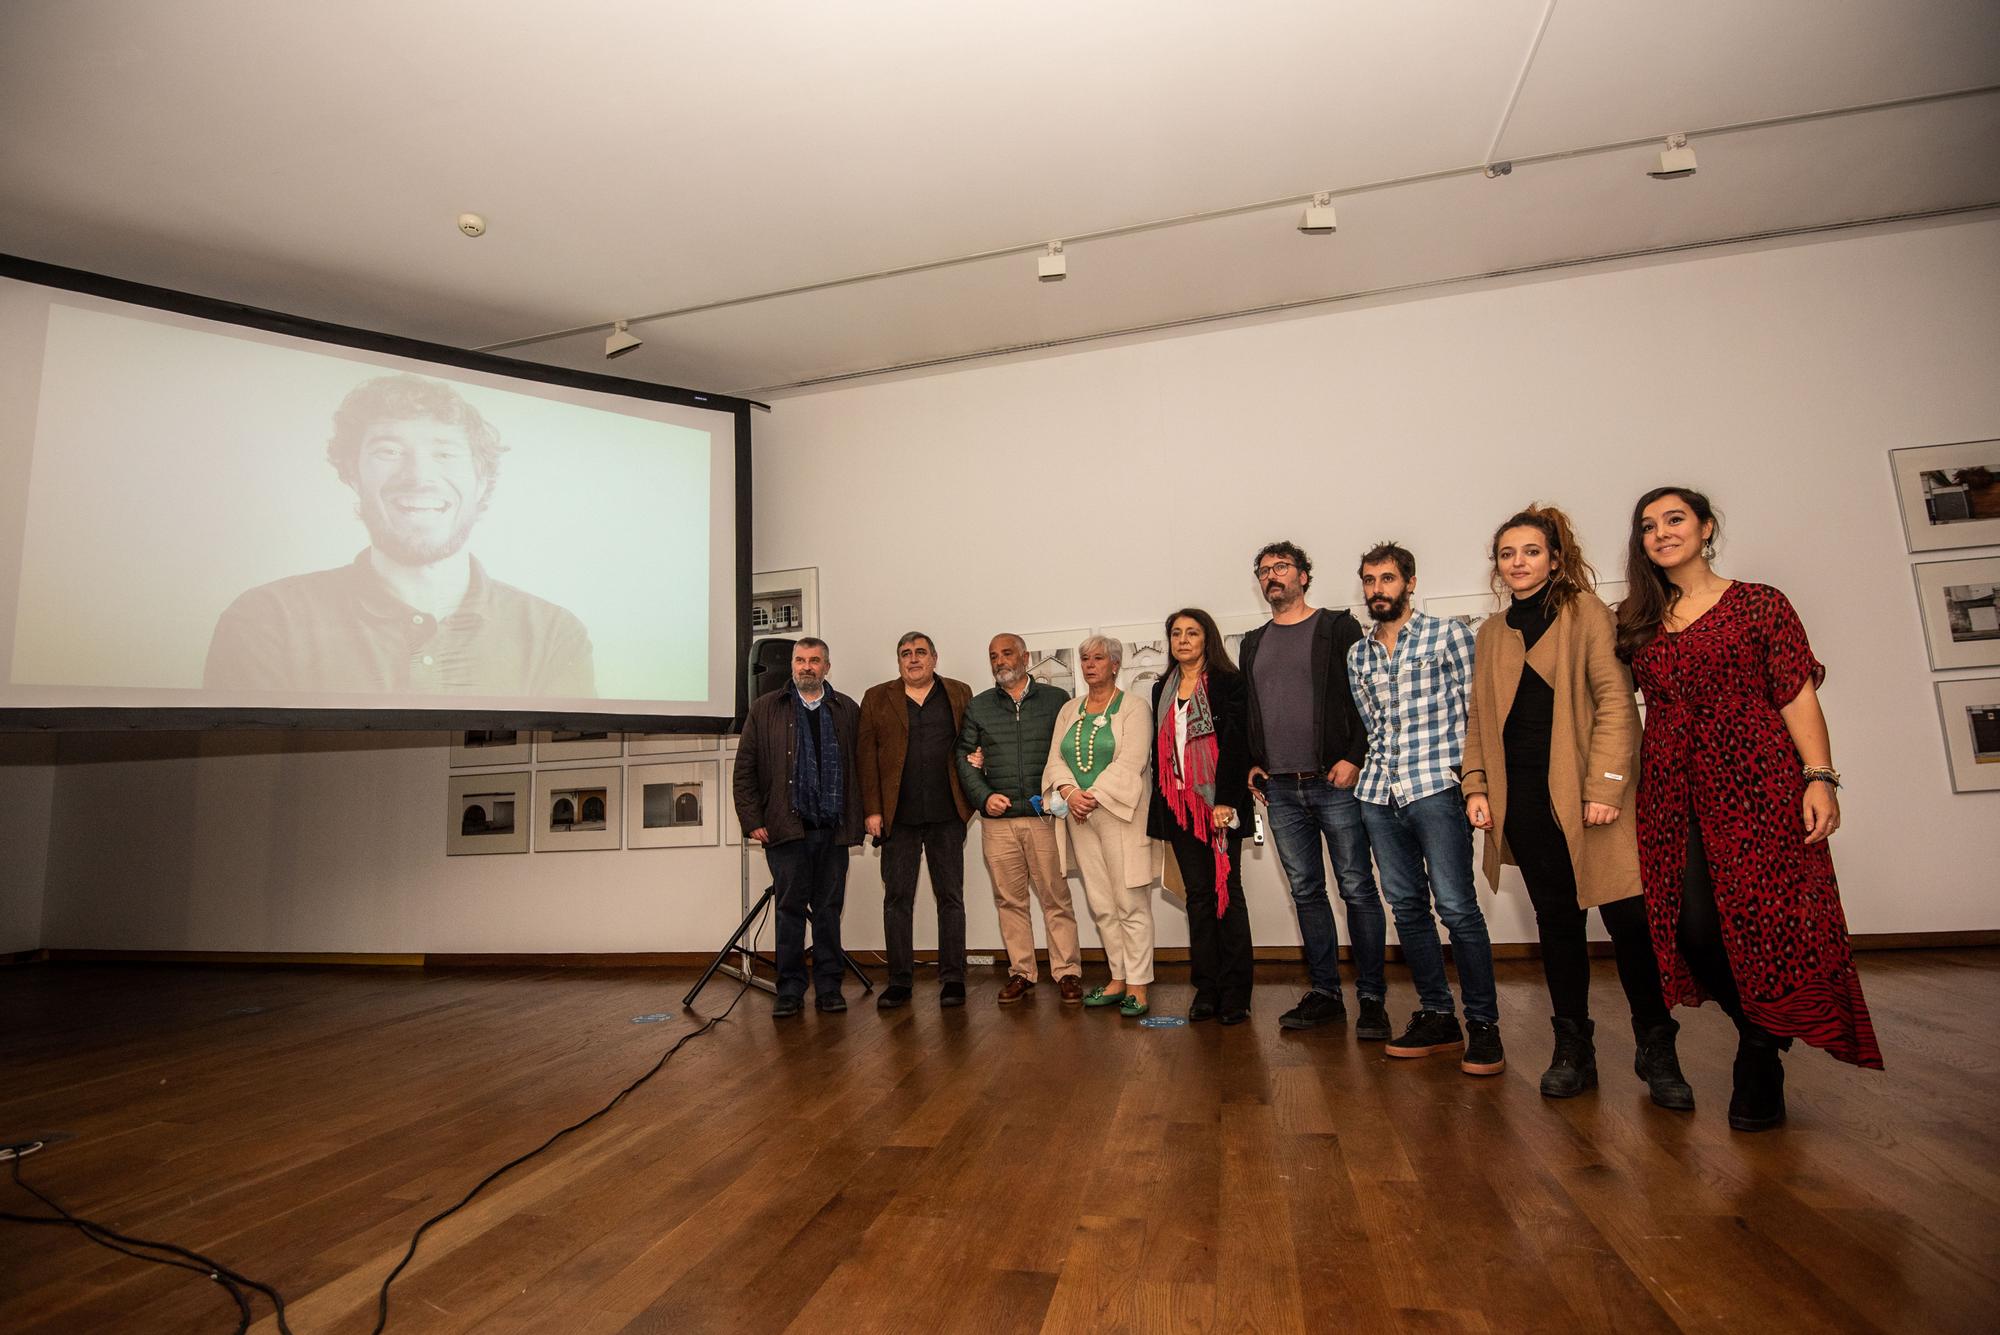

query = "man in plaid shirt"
[1346,542,1505,1076]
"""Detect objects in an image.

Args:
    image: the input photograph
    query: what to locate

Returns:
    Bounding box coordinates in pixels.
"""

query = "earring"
[1701,540,1716,561]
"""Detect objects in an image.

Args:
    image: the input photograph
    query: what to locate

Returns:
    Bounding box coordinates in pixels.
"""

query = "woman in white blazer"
[1043,634,1164,1016]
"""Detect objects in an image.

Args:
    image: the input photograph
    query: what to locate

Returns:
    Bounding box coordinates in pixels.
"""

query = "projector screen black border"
[0,252,755,736]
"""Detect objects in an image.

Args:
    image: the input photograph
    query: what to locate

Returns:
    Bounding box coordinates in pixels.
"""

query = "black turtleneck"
[1502,583,1557,780]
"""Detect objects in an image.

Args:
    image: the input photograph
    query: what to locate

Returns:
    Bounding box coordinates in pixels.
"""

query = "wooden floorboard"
[1,951,1996,1334]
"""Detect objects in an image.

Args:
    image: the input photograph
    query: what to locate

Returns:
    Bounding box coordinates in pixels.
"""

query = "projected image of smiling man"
[203,373,595,697]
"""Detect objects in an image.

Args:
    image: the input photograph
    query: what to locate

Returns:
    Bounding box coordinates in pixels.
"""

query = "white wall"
[30,216,2000,954]
[0,734,56,953]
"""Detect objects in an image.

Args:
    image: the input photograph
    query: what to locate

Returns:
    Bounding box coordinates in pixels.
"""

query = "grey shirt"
[1253,610,1320,773]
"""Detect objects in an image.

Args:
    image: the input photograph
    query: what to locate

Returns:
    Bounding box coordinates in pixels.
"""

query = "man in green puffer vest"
[957,633,1083,1004]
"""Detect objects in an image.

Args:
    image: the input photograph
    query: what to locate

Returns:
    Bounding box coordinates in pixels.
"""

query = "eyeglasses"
[1253,560,1297,578]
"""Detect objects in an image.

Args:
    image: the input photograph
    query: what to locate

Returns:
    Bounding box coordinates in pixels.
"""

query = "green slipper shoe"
[1082,985,1125,1008]
[1119,995,1150,1018]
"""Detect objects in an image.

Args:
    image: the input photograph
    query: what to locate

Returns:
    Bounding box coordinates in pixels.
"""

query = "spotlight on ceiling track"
[1038,241,1067,282]
[1647,133,1697,181]
[604,320,643,359]
[1298,191,1338,234]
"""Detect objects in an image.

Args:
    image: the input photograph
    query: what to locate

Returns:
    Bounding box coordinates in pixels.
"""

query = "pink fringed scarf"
[1156,674,1232,916]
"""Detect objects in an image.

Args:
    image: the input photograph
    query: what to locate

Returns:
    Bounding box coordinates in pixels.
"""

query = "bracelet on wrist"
[1801,765,1841,789]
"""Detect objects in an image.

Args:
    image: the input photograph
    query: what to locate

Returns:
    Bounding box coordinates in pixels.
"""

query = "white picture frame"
[1021,628,1087,699]
[626,760,722,848]
[1934,677,2000,794]
[1213,611,1264,669]
[1424,590,1504,633]
[1890,438,2000,553]
[533,730,624,763]
[446,770,531,855]
[1101,619,1170,696]
[752,566,819,640]
[720,756,743,844]
[449,729,532,768]
[533,765,624,851]
[1913,556,2000,671]
[626,731,722,756]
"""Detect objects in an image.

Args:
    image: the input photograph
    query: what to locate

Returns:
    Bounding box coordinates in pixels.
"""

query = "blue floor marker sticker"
[1138,1015,1188,1028]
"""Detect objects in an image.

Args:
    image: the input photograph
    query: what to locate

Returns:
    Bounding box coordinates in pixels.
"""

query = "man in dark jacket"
[1239,541,1391,1039]
[858,631,974,1010]
[956,633,1082,1004]
[734,637,864,1018]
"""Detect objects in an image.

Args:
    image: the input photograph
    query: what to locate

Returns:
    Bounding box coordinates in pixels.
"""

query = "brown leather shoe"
[997,976,1035,1005]
[1058,976,1084,1004]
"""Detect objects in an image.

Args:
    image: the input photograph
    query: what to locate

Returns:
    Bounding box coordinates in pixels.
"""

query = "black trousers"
[1504,772,1669,1034]
[880,818,967,988]
[1678,819,1784,1045]
[1168,822,1253,1011]
[767,826,848,1001]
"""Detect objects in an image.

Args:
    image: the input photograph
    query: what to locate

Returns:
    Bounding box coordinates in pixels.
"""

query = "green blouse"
[1060,692,1122,789]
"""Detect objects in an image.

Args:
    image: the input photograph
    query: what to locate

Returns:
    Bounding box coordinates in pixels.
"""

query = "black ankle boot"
[1540,1017,1597,1099]
[1633,1020,1696,1111]
[1727,1035,1786,1131]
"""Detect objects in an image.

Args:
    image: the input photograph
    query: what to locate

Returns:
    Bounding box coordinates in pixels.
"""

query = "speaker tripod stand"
[683,838,873,1009]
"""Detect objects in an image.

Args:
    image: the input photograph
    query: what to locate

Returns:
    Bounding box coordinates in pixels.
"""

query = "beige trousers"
[979,817,1080,981]
[1068,810,1155,986]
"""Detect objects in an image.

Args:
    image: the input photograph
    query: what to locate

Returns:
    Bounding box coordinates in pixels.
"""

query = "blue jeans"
[1359,785,1497,1023]
[766,826,849,1001]
[1263,776,1386,1000]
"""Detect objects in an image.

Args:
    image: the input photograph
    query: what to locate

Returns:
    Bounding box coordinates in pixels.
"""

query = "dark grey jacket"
[1237,609,1370,775]
[733,683,865,847]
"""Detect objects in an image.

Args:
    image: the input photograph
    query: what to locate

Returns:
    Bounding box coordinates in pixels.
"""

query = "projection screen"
[0,257,751,732]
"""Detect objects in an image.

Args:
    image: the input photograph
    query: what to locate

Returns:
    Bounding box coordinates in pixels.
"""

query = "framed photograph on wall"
[627,760,721,849]
[1914,557,2000,670]
[1425,591,1504,634]
[446,771,531,855]
[533,730,623,763]
[1022,628,1087,698]
[1934,677,2000,794]
[627,732,721,756]
[752,567,819,640]
[533,765,624,851]
[720,756,742,844]
[1101,620,1170,696]
[449,729,532,767]
[1890,438,2000,552]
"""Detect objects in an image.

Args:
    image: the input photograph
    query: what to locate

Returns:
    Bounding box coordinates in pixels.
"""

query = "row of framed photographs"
[447,758,743,855]
[448,729,732,768]
[1891,438,2000,794]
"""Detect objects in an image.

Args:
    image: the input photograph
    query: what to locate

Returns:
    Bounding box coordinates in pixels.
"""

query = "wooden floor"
[1,951,1995,1335]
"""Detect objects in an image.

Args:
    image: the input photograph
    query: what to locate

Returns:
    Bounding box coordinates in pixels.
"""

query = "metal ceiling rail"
[476,83,2000,355]
[733,202,2000,397]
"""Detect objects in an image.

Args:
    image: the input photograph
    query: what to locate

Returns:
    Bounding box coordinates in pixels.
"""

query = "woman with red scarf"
[1148,608,1255,1025]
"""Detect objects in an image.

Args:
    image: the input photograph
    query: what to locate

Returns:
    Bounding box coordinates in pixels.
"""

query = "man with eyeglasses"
[1238,541,1391,1038]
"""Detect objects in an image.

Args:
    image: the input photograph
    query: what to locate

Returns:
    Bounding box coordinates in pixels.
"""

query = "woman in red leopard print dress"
[1618,486,1882,1132]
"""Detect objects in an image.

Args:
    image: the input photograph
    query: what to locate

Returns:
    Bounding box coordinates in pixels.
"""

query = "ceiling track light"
[1648,132,1697,180]
[1298,191,1337,234]
[1037,241,1067,282]
[604,320,643,359]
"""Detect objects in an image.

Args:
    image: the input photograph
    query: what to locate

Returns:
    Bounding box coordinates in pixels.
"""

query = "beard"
[993,665,1026,689]
[1366,590,1411,623]
[358,488,481,567]
[792,670,824,694]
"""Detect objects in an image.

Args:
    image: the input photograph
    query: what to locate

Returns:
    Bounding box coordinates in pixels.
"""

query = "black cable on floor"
[0,896,770,1334]
[369,896,769,1333]
[1,1145,287,1334]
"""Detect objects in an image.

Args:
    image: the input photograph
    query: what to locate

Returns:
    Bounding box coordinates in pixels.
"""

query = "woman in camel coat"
[1461,504,1690,1108]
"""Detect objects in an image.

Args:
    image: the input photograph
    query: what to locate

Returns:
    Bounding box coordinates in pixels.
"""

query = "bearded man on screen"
[203,373,595,696]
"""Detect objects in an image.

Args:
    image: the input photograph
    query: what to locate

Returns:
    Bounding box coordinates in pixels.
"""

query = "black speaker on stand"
[685,636,873,1008]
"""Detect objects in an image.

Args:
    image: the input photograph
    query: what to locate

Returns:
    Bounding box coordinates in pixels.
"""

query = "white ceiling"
[3,0,1997,398]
